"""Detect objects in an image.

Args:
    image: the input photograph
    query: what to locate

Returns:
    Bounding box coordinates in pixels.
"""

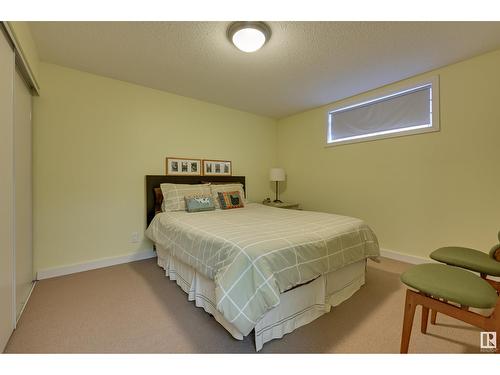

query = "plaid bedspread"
[145,203,380,335]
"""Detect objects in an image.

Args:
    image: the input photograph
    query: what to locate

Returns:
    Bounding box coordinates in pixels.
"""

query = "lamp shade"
[269,168,285,182]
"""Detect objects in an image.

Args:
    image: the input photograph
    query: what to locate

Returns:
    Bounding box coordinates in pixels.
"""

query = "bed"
[144,175,380,351]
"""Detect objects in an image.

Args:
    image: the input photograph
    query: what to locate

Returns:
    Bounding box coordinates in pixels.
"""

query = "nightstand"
[262,201,300,210]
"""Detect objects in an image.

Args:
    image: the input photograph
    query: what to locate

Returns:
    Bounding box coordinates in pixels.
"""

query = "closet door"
[0,30,15,351]
[14,69,33,321]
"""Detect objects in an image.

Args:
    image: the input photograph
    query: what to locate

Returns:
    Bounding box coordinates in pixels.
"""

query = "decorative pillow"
[217,191,244,209]
[185,194,215,213]
[210,183,247,209]
[160,183,211,211]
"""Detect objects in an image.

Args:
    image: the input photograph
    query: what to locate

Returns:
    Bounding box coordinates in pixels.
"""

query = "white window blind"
[327,78,439,145]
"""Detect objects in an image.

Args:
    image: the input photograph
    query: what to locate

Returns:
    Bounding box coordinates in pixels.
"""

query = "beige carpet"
[4,257,485,353]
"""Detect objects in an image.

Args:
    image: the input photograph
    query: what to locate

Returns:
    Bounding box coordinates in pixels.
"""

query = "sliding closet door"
[14,69,33,321]
[0,30,15,351]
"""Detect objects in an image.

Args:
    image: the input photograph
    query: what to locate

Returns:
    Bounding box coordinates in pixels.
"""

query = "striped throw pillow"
[210,183,247,209]
[217,191,244,209]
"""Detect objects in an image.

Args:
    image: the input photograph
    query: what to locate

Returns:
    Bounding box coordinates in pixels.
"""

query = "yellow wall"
[33,63,277,272]
[33,48,500,271]
[7,22,40,88]
[277,49,500,259]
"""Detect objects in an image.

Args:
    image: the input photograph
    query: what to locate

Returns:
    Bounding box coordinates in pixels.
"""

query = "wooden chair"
[399,233,500,353]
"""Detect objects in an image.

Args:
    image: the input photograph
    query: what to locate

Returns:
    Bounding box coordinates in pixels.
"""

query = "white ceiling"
[30,21,500,119]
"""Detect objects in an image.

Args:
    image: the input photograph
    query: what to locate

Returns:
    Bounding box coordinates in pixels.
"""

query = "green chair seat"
[430,247,500,277]
[400,263,498,309]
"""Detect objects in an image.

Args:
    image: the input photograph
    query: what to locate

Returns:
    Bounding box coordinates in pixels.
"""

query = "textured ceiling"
[30,21,500,118]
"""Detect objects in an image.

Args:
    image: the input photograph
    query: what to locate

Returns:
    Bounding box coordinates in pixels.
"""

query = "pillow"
[160,183,211,211]
[185,194,215,213]
[217,191,244,209]
[153,187,163,215]
[210,183,247,209]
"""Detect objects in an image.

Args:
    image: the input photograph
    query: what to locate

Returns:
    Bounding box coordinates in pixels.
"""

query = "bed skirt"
[155,243,366,351]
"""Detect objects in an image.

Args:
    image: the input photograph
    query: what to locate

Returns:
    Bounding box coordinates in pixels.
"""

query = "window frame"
[325,75,440,147]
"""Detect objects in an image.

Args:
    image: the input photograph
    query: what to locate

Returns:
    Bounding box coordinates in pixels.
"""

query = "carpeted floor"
[4,257,485,353]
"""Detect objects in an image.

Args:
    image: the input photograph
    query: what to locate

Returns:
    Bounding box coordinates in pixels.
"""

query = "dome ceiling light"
[227,22,271,53]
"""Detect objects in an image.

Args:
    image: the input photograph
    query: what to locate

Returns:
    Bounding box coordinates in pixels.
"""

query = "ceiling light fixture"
[227,22,271,53]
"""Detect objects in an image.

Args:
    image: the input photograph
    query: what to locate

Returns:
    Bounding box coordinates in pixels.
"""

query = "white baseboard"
[36,247,425,280]
[36,249,157,280]
[379,248,433,265]
[16,280,36,327]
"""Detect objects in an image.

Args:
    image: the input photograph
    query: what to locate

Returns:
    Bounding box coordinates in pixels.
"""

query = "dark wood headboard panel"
[145,175,246,226]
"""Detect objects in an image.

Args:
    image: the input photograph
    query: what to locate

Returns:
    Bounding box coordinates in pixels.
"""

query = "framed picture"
[202,159,232,176]
[166,157,202,176]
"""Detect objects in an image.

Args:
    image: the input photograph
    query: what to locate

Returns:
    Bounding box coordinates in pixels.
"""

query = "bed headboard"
[145,175,246,226]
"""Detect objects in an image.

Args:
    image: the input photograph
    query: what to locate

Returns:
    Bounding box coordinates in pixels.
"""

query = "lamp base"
[273,199,283,203]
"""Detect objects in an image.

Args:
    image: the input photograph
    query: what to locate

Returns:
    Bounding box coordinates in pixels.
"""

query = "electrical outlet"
[130,232,140,243]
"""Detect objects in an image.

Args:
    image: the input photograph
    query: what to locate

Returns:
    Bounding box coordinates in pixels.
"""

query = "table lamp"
[269,168,285,203]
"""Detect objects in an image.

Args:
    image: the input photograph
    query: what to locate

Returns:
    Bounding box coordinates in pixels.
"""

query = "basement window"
[326,76,439,146]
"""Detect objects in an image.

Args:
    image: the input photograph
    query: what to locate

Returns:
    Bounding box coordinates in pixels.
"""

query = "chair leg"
[431,299,446,325]
[400,289,417,354]
[431,310,437,325]
[421,306,429,334]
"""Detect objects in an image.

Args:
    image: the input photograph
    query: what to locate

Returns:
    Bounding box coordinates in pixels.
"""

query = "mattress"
[155,243,367,351]
[145,203,379,336]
